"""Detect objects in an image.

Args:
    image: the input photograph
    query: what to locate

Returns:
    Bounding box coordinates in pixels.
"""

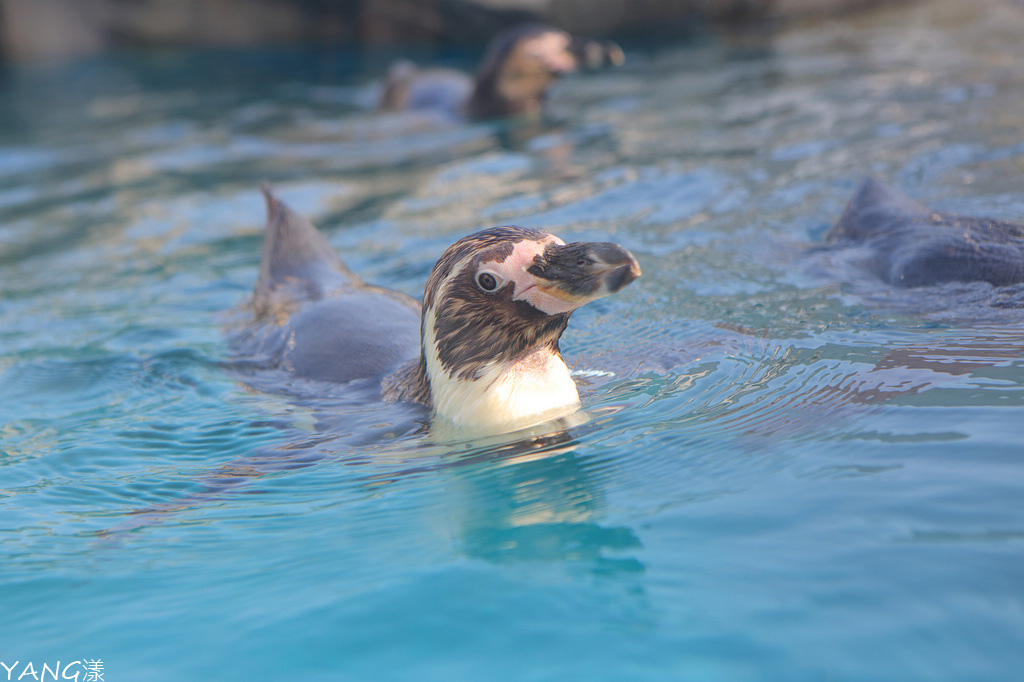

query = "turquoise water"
[2,3,1024,680]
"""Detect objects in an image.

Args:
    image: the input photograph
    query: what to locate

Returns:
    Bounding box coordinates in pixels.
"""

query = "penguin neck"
[380,341,581,433]
[428,345,580,432]
[468,67,548,120]
[382,310,583,433]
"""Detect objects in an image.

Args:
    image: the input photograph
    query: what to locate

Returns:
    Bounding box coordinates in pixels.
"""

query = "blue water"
[2,3,1024,680]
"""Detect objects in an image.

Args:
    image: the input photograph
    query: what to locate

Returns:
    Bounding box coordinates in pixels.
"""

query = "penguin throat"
[382,298,581,432]
[413,304,576,430]
[428,345,580,432]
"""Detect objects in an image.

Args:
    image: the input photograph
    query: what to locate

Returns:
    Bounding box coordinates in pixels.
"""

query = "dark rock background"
[0,0,917,61]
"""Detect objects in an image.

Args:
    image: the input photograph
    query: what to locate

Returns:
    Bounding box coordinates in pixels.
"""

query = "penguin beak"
[571,38,625,69]
[523,241,641,312]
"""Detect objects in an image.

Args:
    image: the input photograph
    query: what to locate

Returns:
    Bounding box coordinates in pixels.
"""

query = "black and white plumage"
[826,177,1024,287]
[378,24,624,121]
[230,188,641,433]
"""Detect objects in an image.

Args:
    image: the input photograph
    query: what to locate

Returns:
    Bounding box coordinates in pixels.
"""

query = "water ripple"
[2,6,1024,679]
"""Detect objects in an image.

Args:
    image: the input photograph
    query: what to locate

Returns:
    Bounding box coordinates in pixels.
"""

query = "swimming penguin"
[230,188,641,433]
[826,177,1024,287]
[378,23,624,121]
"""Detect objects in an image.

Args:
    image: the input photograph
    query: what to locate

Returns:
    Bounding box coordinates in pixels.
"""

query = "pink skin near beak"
[521,33,578,76]
[478,237,641,316]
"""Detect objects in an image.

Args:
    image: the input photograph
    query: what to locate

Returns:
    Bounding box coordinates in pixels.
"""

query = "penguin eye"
[476,271,500,292]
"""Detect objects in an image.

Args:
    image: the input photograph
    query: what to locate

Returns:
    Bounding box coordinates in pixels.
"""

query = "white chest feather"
[424,308,581,431]
[432,351,580,431]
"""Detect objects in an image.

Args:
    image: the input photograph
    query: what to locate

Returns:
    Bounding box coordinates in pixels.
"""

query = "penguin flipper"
[255,186,355,305]
[827,177,930,243]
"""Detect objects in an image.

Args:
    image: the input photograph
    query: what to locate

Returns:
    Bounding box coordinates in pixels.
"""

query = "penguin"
[378,23,624,121]
[825,177,1024,287]
[229,188,641,433]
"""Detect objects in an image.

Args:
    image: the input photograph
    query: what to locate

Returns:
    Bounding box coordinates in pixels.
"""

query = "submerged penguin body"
[235,292,421,385]
[229,189,420,386]
[827,178,1024,288]
[378,62,474,121]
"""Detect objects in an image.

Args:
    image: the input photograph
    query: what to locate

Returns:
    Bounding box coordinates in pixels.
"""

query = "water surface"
[2,3,1023,680]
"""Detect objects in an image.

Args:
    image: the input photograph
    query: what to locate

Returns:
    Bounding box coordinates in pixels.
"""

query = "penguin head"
[419,226,640,428]
[470,25,578,117]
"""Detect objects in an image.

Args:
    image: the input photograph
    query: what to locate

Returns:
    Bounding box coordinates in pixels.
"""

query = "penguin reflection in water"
[229,189,641,434]
[378,23,624,121]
